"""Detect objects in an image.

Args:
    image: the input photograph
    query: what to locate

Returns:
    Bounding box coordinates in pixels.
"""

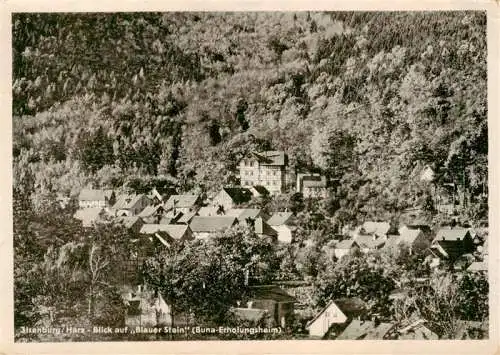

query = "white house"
[266,212,295,243]
[306,298,366,338]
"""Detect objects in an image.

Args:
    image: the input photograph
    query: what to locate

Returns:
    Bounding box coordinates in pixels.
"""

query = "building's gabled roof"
[73,208,104,226]
[250,185,270,197]
[433,228,471,243]
[249,285,296,303]
[229,307,268,323]
[467,261,487,272]
[250,151,287,166]
[336,320,395,340]
[306,298,366,328]
[164,194,200,209]
[355,235,386,249]
[140,224,191,240]
[360,221,391,236]
[301,175,327,188]
[267,212,294,226]
[112,193,146,210]
[189,216,237,233]
[335,239,356,249]
[78,188,113,202]
[431,240,465,260]
[138,204,163,218]
[226,208,267,221]
[116,216,143,229]
[254,217,277,237]
[221,187,253,205]
[399,228,424,245]
[177,211,197,224]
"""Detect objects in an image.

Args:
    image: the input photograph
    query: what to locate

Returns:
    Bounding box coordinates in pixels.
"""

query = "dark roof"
[222,187,253,204]
[139,224,191,240]
[164,194,200,209]
[337,320,395,340]
[249,285,296,303]
[432,240,466,260]
[251,151,287,166]
[267,212,294,226]
[251,185,270,196]
[300,174,327,188]
[189,216,237,233]
[78,189,113,201]
[254,217,278,237]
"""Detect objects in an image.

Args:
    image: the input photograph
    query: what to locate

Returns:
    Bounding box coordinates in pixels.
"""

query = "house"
[239,151,288,195]
[164,194,201,214]
[78,188,115,209]
[138,204,166,224]
[113,194,151,217]
[211,187,253,213]
[73,207,106,227]
[430,228,475,261]
[226,208,269,223]
[336,320,395,340]
[306,298,366,338]
[334,239,359,259]
[296,173,328,199]
[386,225,431,254]
[467,261,487,273]
[355,235,386,253]
[267,212,295,243]
[116,216,145,234]
[396,319,439,340]
[189,216,238,239]
[121,284,191,328]
[245,285,296,328]
[253,217,278,241]
[139,224,194,246]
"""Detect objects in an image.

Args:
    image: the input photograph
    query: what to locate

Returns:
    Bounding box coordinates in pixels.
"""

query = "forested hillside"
[13,12,487,223]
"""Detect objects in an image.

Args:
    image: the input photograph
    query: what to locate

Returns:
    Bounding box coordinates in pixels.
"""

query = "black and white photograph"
[9,9,493,346]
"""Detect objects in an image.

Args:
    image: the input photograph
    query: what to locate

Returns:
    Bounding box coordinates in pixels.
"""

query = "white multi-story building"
[239,151,287,195]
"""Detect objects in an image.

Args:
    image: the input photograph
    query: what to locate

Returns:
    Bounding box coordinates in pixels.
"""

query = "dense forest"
[13,11,487,224]
[12,12,489,341]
